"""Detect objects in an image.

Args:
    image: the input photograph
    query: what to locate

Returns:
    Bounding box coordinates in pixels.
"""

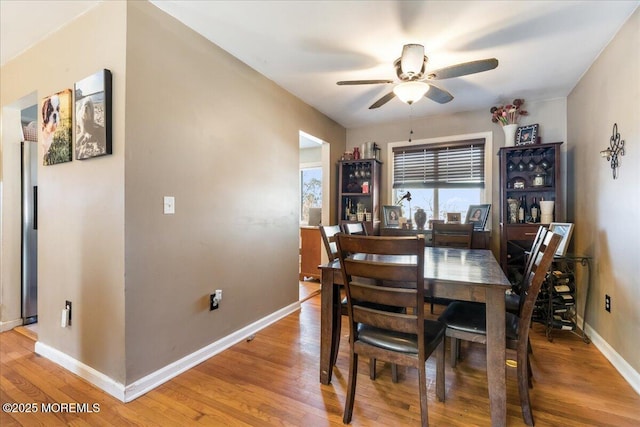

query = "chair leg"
[436,340,445,402]
[391,363,399,383]
[331,312,342,366]
[343,352,358,424]
[418,359,429,427]
[369,358,376,380]
[450,337,459,368]
[517,350,535,426]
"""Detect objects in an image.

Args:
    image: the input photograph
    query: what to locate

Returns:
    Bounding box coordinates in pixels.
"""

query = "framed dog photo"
[516,124,539,146]
[41,89,73,165]
[382,205,402,228]
[465,204,491,230]
[74,69,112,160]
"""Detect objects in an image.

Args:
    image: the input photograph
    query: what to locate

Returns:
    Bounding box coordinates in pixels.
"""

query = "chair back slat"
[343,260,418,283]
[320,225,342,261]
[342,222,369,236]
[353,306,417,334]
[432,223,473,249]
[349,281,417,307]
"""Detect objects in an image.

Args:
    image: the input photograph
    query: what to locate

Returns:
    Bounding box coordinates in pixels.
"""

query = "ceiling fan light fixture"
[393,81,430,105]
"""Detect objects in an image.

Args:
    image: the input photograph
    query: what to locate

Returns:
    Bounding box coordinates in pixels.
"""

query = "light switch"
[163,196,175,214]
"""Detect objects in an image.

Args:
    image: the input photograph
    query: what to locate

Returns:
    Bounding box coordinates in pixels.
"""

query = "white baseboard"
[35,301,301,402]
[1,318,24,332]
[35,340,126,400]
[583,320,640,395]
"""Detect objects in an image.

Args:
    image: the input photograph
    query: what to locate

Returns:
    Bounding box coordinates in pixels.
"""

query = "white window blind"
[392,139,485,189]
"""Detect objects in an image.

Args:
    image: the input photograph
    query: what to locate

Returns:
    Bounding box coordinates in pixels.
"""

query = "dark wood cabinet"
[338,159,381,235]
[499,142,564,277]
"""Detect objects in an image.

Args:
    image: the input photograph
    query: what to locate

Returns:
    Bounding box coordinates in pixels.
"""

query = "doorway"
[298,131,328,301]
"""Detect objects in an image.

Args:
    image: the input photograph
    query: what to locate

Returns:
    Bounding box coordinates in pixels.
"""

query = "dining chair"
[431,222,473,248]
[427,222,474,313]
[336,234,445,427]
[341,221,369,236]
[437,229,561,426]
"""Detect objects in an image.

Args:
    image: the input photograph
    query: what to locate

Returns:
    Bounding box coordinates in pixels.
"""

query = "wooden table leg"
[485,287,506,426]
[320,268,336,385]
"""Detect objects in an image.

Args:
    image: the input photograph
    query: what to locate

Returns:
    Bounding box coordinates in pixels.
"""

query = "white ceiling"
[2,1,637,129]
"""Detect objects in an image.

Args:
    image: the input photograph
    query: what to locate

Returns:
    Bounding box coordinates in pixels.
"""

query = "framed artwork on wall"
[75,69,112,160]
[41,89,73,165]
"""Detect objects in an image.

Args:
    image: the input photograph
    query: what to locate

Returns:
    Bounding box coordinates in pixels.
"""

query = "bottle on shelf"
[530,197,540,223]
[518,195,528,223]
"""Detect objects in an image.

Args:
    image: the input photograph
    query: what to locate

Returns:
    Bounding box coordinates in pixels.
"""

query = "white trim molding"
[583,320,640,395]
[35,301,301,402]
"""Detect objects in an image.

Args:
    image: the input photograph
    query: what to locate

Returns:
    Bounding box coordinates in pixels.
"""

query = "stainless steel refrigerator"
[22,139,38,324]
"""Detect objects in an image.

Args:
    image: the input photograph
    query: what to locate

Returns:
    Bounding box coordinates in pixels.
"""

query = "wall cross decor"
[600,123,625,179]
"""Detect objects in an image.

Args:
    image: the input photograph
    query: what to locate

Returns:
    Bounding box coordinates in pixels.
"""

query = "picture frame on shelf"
[465,204,491,231]
[446,212,461,223]
[549,222,574,256]
[516,124,539,146]
[382,205,402,228]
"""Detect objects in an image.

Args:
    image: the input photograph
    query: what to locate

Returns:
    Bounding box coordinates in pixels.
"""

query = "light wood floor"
[2,290,639,426]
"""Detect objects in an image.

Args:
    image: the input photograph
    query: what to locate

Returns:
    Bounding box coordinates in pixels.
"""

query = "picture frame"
[465,204,491,231]
[516,124,539,146]
[41,89,73,165]
[548,222,574,256]
[74,69,112,160]
[446,212,461,223]
[382,205,402,228]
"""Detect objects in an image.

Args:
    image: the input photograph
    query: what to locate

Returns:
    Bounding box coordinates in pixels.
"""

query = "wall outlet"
[61,300,72,327]
[605,294,611,312]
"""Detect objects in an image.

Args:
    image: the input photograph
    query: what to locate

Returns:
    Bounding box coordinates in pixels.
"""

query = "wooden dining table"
[319,246,512,426]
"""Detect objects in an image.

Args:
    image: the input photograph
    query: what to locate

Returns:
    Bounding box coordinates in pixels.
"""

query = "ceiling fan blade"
[401,44,425,76]
[369,91,396,109]
[337,79,394,85]
[425,84,454,104]
[428,58,499,80]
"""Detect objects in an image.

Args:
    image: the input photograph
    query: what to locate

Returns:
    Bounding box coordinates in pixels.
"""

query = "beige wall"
[0,1,128,382]
[346,98,568,254]
[1,0,345,388]
[123,2,345,382]
[567,9,639,373]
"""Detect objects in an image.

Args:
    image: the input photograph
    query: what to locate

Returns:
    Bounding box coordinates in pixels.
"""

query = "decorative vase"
[503,124,518,147]
[414,208,427,230]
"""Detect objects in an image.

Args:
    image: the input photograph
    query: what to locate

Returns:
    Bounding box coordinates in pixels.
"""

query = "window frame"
[386,132,493,229]
[300,161,322,225]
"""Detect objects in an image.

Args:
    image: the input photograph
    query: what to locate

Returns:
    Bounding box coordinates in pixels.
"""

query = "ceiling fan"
[337,44,498,109]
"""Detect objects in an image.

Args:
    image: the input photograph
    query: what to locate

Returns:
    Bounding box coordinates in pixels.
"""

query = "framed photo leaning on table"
[465,204,491,230]
[516,124,539,145]
[548,222,574,256]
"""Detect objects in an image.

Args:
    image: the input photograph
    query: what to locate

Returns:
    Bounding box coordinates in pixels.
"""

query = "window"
[389,134,492,225]
[300,166,322,223]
